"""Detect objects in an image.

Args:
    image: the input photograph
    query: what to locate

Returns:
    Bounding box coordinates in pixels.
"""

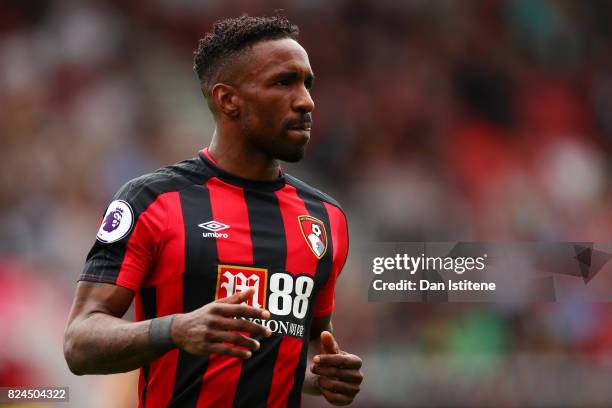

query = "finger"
[320,331,338,354]
[313,353,362,369]
[320,388,353,406]
[311,365,363,384]
[208,343,252,359]
[318,377,360,397]
[208,330,261,351]
[216,287,255,304]
[211,316,272,337]
[211,303,271,320]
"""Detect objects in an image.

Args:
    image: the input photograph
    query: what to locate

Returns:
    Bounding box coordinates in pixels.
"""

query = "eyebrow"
[273,70,316,87]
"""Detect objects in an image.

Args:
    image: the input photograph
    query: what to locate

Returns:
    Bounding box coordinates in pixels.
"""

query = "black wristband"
[149,315,176,353]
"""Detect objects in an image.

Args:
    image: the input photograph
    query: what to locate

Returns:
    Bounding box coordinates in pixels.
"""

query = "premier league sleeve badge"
[96,200,134,243]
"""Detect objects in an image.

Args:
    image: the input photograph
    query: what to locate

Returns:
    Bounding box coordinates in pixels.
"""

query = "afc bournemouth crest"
[298,215,327,259]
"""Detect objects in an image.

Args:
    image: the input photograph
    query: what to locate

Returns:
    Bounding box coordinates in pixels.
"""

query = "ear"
[210,83,241,118]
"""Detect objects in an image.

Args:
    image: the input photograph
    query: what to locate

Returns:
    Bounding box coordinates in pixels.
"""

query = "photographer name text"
[371,253,496,292]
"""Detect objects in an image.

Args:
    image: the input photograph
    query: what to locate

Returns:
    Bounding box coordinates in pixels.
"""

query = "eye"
[305,76,314,90]
[275,79,290,86]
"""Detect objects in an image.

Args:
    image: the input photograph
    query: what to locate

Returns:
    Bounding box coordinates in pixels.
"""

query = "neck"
[207,128,281,182]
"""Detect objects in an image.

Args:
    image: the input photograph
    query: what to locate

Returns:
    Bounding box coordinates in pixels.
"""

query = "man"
[64,15,363,407]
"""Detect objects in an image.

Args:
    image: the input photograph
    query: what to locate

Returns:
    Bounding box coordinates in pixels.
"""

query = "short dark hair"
[193,15,299,98]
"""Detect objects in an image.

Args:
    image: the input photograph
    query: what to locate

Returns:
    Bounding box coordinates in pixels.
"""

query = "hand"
[311,331,363,406]
[171,287,272,359]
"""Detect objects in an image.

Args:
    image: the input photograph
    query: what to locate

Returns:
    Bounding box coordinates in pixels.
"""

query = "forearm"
[64,312,168,375]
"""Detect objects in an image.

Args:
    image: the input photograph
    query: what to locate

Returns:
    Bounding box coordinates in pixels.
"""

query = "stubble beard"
[246,133,306,163]
[241,113,307,163]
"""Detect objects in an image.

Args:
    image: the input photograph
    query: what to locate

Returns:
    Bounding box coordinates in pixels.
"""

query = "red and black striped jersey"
[80,148,349,408]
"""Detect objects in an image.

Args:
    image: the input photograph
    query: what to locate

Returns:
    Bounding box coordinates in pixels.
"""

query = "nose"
[293,86,315,113]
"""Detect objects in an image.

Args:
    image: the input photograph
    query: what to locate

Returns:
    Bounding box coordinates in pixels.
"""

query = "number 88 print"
[268,273,314,319]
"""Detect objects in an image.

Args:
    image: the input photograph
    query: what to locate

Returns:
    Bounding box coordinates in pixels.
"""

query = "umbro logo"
[199,221,230,232]
[199,220,230,238]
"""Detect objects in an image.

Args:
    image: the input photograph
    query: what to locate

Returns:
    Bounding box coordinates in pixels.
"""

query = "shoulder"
[285,173,344,213]
[112,157,206,208]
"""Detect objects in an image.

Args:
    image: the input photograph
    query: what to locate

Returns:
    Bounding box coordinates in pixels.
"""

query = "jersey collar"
[198,148,286,192]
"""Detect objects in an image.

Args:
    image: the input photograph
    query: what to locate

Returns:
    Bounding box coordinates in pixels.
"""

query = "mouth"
[287,123,312,132]
[286,125,311,146]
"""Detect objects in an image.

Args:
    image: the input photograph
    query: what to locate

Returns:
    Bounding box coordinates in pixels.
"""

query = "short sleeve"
[313,203,349,317]
[79,178,168,291]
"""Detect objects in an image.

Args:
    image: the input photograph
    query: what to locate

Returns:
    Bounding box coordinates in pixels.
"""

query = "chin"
[277,145,306,163]
[248,133,307,163]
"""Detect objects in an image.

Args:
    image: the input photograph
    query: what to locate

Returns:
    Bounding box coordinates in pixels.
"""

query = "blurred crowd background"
[3,0,612,406]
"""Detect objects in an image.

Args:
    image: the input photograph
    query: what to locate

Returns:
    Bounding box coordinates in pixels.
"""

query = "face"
[235,38,315,162]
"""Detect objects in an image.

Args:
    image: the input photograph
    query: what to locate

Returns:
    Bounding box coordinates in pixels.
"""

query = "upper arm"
[67,178,168,338]
[81,178,169,291]
[66,281,135,329]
